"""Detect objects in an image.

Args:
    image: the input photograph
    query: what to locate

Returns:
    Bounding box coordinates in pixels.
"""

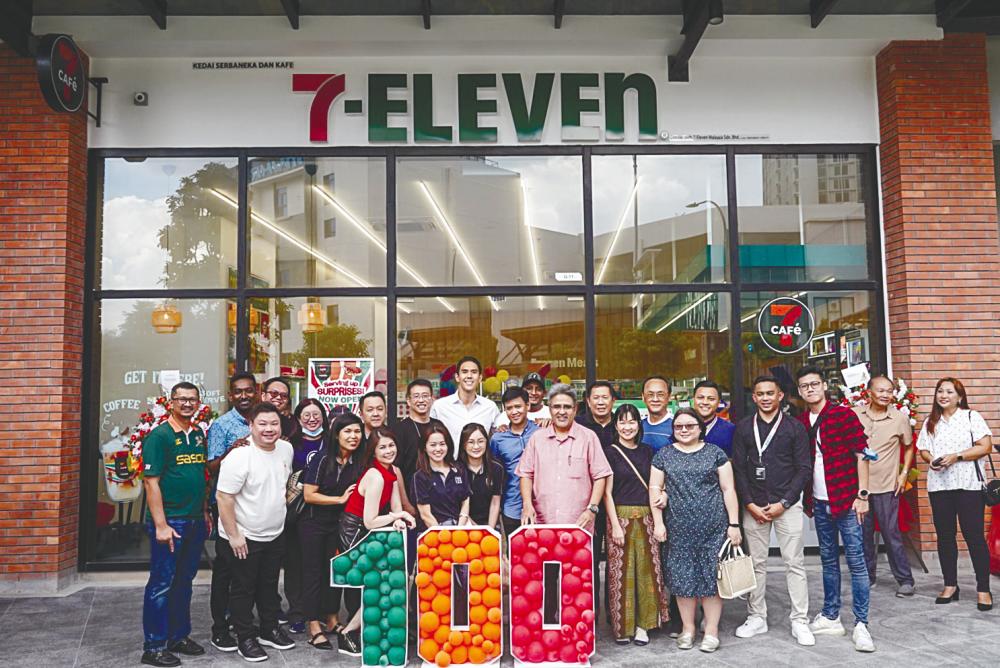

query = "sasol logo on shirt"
[758,297,815,354]
[176,453,207,465]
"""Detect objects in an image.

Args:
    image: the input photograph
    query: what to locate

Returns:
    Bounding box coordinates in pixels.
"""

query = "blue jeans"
[143,518,207,651]
[813,500,869,625]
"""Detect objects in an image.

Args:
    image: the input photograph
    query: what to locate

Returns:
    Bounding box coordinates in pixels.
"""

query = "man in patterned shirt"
[795,366,874,653]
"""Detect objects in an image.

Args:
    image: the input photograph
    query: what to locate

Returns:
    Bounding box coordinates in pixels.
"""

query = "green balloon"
[362,646,381,665]
[333,556,351,574]
[349,549,361,561]
[379,617,391,631]
[347,568,364,587]
[357,555,374,572]
[388,646,406,665]
[366,540,386,560]
[387,570,406,589]
[387,532,403,548]
[375,558,389,571]
[380,656,390,667]
[379,638,390,652]
[363,570,382,588]
[379,596,392,610]
[379,582,392,595]
[362,625,382,645]
[386,548,405,568]
[387,606,407,628]
[387,627,407,647]
[363,588,381,607]
[333,572,347,586]
[389,589,407,606]
[375,530,389,542]
[363,605,381,625]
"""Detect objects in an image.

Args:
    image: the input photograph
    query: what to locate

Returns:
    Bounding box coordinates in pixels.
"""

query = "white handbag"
[716,538,757,599]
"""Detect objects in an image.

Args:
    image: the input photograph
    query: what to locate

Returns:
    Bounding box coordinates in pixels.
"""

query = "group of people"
[138,360,996,666]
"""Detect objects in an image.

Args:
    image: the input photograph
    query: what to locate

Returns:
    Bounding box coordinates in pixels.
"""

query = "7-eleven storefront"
[1,12,998,588]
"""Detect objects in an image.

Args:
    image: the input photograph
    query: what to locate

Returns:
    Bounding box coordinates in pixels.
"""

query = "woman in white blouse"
[917,377,994,611]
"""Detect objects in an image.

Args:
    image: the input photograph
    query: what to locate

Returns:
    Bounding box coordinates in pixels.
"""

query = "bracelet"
[728,523,740,528]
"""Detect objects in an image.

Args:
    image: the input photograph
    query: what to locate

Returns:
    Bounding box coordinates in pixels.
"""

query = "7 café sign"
[36,34,86,113]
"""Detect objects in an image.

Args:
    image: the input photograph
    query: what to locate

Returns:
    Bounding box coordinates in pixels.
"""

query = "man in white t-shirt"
[430,356,500,454]
[217,402,296,662]
[493,372,551,429]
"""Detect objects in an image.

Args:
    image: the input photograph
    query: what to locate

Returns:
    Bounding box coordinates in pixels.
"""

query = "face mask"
[301,425,324,438]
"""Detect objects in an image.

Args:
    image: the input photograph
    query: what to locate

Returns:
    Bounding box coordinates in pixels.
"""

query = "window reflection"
[592,155,728,284]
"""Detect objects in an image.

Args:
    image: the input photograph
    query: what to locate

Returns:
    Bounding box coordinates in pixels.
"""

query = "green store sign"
[293,72,659,144]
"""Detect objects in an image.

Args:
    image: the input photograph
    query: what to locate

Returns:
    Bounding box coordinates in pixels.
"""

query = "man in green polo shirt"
[140,381,212,668]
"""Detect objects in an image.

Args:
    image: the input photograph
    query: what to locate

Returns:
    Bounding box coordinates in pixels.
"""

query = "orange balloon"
[470,605,488,625]
[439,529,452,544]
[419,583,437,601]
[472,635,484,647]
[434,625,451,645]
[434,650,450,667]
[420,611,440,633]
[419,558,434,573]
[486,572,501,588]
[433,556,443,568]
[415,572,431,588]
[470,574,487,591]
[432,594,450,616]
[469,646,486,664]
[483,623,501,642]
[469,623,481,636]
[432,569,450,590]
[451,646,468,664]
[466,543,482,560]
[420,639,440,659]
[469,530,483,543]
[425,533,439,548]
[451,530,469,547]
[438,543,454,560]
[441,560,452,571]
[429,547,439,558]
[448,630,464,647]
[443,643,453,654]
[487,607,501,623]
[482,639,495,654]
[483,557,500,573]
[481,535,500,556]
[418,543,430,557]
[463,631,473,646]
[482,587,501,608]
[469,591,482,606]
[452,548,468,564]
[420,600,431,612]
[469,559,484,575]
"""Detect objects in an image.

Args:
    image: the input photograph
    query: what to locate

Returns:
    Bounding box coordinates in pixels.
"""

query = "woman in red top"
[335,426,415,656]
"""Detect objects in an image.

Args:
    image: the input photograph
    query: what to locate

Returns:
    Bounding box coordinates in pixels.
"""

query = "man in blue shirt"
[489,386,539,538]
[691,380,737,457]
[641,376,673,452]
[206,372,258,652]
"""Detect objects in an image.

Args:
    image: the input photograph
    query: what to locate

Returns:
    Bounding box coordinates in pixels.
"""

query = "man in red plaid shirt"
[795,366,874,653]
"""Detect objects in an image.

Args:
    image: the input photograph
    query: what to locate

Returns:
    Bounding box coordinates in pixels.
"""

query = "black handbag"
[971,426,1000,507]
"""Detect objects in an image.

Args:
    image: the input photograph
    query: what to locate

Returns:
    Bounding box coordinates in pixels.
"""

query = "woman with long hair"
[917,377,995,611]
[457,423,503,528]
[283,398,329,634]
[412,423,471,527]
[334,426,416,655]
[650,407,742,653]
[298,412,363,650]
[604,404,669,646]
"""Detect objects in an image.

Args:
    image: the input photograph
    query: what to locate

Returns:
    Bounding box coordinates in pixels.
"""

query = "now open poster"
[307,358,375,415]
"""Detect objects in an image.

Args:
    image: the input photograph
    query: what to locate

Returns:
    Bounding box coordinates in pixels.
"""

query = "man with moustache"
[431,356,500,454]
[690,380,737,457]
[853,375,916,596]
[731,376,814,646]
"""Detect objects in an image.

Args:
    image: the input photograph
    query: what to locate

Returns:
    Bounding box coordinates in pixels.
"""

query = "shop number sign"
[757,297,815,354]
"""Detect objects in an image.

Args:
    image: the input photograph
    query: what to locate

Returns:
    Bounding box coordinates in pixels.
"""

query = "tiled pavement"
[1,556,997,667]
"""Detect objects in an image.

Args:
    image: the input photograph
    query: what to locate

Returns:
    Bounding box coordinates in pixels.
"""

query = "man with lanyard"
[140,382,212,667]
[206,372,258,652]
[690,380,737,457]
[641,376,673,452]
[795,365,874,653]
[490,386,540,537]
[731,376,814,646]
[430,356,500,455]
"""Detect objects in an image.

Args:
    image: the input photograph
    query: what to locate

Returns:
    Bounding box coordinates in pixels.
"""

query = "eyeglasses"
[674,423,699,431]
[797,381,824,391]
[172,397,199,405]
[266,390,289,400]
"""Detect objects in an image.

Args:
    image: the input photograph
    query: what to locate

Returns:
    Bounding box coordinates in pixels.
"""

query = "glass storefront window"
[94,298,232,562]
[736,154,870,282]
[248,157,387,288]
[246,296,388,401]
[592,155,728,284]
[99,157,238,289]
[595,292,732,408]
[740,289,879,412]
[396,156,584,287]
[397,296,586,409]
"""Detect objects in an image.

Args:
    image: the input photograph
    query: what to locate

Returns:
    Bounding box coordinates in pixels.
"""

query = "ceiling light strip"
[595,179,641,285]
[656,293,712,334]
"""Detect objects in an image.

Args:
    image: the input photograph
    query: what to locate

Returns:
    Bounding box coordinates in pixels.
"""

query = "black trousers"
[209,507,234,636]
[592,506,608,621]
[218,533,285,641]
[929,489,992,593]
[282,519,304,624]
[299,513,360,622]
[501,514,521,538]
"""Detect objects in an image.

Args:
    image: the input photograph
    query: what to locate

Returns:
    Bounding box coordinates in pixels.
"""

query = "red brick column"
[0,43,88,591]
[877,33,1000,553]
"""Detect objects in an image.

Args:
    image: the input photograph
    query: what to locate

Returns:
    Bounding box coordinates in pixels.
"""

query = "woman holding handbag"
[650,407,741,653]
[917,377,995,611]
[604,404,670,646]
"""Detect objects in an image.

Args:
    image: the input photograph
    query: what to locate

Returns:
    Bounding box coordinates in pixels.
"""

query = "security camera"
[133,91,148,106]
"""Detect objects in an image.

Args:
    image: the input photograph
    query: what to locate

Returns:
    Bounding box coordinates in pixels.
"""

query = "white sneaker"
[791,621,816,646]
[676,633,694,650]
[699,635,720,653]
[852,623,875,653]
[735,616,768,638]
[809,613,846,636]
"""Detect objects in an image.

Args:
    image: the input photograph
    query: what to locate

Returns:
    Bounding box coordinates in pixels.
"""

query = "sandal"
[327,623,345,636]
[308,632,333,650]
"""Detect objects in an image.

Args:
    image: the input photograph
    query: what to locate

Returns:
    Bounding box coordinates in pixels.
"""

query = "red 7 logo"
[292,73,347,143]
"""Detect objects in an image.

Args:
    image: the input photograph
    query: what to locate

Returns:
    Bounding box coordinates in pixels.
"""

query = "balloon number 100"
[332,525,596,666]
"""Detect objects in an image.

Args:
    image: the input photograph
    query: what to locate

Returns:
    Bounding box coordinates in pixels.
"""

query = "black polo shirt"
[731,412,812,507]
[466,460,504,526]
[413,465,470,526]
[302,447,363,522]
[392,416,446,495]
[575,413,615,448]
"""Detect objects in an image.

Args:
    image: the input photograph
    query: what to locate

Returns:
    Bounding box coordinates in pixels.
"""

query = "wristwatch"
[587,504,600,515]
[780,498,792,510]
[857,489,870,501]
[957,454,965,462]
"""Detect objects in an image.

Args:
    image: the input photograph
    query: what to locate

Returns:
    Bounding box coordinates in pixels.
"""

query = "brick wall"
[877,34,1000,552]
[0,43,88,590]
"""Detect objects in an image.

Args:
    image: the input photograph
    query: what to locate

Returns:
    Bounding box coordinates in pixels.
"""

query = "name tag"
[754,467,766,482]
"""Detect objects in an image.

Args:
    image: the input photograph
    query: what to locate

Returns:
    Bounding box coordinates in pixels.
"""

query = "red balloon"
[542,631,561,649]
[570,565,581,576]
[581,569,592,582]
[574,592,592,610]
[561,624,573,636]
[521,552,540,570]
[559,532,574,546]
[524,580,542,601]
[563,573,582,596]
[484,366,497,378]
[574,530,590,547]
[512,625,531,647]
[547,651,559,663]
[585,631,594,645]
[562,594,572,606]
[562,605,580,627]
[575,640,588,654]
[523,528,537,541]
[581,609,595,624]
[560,645,578,663]
[526,611,542,628]
[511,534,525,552]
[575,621,588,635]
[578,652,589,663]
[554,543,572,562]
[538,529,556,547]
[573,547,592,569]
[526,642,545,663]
[512,595,530,616]
[512,564,529,583]
[538,547,550,559]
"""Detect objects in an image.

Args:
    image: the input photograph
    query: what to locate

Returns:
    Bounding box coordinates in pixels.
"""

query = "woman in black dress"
[457,423,503,528]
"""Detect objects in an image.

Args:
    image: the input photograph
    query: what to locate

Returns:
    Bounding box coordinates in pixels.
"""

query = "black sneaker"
[277,609,289,624]
[169,637,205,656]
[211,631,238,652]
[258,628,295,650]
[337,630,361,656]
[237,637,269,663]
[140,650,181,667]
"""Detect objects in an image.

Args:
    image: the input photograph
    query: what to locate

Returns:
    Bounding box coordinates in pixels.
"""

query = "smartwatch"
[957,454,965,462]
[857,489,870,500]
[587,504,600,514]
